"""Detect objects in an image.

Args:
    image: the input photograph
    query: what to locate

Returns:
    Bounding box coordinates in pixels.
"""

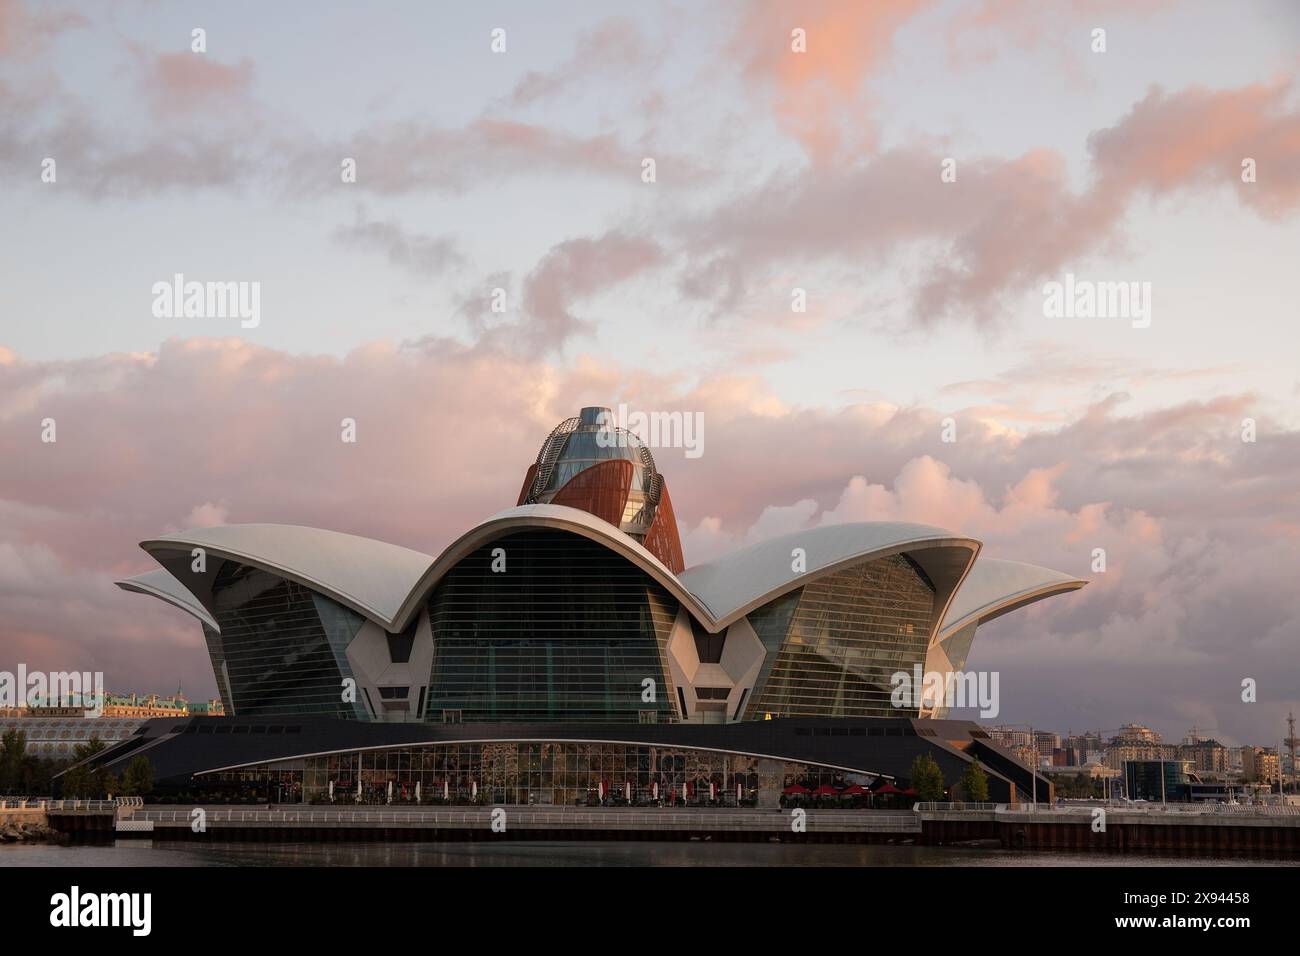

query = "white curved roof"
[116,568,220,631]
[392,504,712,630]
[120,517,1078,646]
[937,557,1086,641]
[138,523,435,629]
[678,522,981,630]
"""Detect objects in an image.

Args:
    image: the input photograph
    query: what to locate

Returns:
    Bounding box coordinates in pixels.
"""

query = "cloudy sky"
[2,0,1298,747]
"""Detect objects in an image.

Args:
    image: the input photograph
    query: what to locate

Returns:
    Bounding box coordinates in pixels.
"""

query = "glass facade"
[1124,760,1188,802]
[200,623,233,713]
[938,621,978,672]
[526,409,663,539]
[424,531,677,723]
[747,554,935,719]
[541,429,650,496]
[741,589,801,720]
[200,741,874,807]
[208,562,368,720]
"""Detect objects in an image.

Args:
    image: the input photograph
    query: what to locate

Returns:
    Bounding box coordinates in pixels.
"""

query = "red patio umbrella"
[783,783,812,795]
[812,784,839,796]
[840,784,867,796]
[874,782,902,795]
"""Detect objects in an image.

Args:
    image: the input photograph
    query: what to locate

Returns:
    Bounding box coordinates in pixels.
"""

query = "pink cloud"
[732,0,933,164]
[508,17,658,108]
[143,51,255,115]
[681,77,1300,327]
[322,118,674,195]
[944,0,1173,69]
[332,207,462,277]
[1090,79,1300,218]
[517,231,666,350]
[0,0,83,58]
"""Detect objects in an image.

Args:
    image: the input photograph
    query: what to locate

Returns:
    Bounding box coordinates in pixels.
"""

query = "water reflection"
[0,841,1288,868]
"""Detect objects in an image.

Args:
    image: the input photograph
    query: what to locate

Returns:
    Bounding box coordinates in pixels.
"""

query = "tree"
[959,758,990,802]
[909,753,946,802]
[122,756,154,797]
[0,729,26,791]
[61,737,108,798]
[20,754,52,795]
[101,772,120,799]
[61,762,92,799]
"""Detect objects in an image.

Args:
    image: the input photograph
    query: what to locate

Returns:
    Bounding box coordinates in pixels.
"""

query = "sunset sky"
[2,0,1299,746]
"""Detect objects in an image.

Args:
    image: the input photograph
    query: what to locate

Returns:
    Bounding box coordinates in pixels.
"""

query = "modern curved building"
[103,407,1086,805]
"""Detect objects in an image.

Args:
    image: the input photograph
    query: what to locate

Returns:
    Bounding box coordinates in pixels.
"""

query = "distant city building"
[2,691,225,719]
[1227,746,1244,773]
[0,688,225,748]
[987,728,1039,768]
[0,716,142,759]
[1064,732,1103,763]
[1,694,100,713]
[989,727,1032,749]
[102,692,187,719]
[1183,779,1250,803]
[984,728,1062,769]
[1242,746,1280,784]
[100,691,224,719]
[1115,723,1161,743]
[1123,759,1187,802]
[1178,736,1229,775]
[1044,762,1120,782]
[1107,724,1175,769]
[1123,757,1252,803]
[1057,732,1099,766]
[0,705,84,718]
[187,698,225,716]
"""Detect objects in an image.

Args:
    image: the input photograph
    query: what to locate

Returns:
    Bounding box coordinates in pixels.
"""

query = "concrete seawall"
[923,807,1300,855]
[118,806,922,844]
[24,801,1300,856]
[0,807,48,826]
[75,804,1300,856]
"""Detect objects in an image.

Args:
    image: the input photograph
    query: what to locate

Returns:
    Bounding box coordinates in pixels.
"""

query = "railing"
[1117,803,1300,816]
[526,417,580,501]
[130,806,922,833]
[1000,801,1300,817]
[0,798,119,812]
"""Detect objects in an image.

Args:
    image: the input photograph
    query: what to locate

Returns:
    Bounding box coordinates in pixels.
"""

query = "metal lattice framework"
[524,417,580,504]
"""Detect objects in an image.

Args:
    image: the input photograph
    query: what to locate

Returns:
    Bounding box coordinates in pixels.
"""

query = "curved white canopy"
[116,568,220,631]
[392,504,711,631]
[120,517,1078,648]
[678,522,981,632]
[937,557,1086,642]
[138,523,435,630]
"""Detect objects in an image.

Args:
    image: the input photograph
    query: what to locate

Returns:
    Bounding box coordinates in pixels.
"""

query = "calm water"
[1,840,1292,867]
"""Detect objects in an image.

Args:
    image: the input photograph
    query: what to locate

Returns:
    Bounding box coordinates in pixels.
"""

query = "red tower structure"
[517,406,685,573]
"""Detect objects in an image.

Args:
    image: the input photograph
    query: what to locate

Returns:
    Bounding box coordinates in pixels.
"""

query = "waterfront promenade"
[5,797,1297,855]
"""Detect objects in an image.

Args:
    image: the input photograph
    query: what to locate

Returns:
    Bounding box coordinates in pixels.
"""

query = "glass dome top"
[523,407,662,535]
